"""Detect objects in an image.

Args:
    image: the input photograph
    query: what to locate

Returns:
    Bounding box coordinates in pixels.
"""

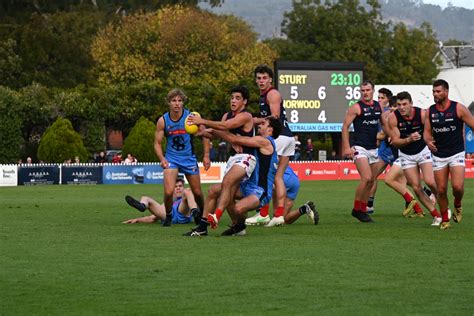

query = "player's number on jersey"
[318,110,327,123]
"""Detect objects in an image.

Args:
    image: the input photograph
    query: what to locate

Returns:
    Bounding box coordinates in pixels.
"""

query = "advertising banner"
[0,165,18,186]
[289,162,339,180]
[103,164,164,184]
[18,165,60,185]
[338,161,361,180]
[143,165,164,184]
[466,126,474,153]
[62,165,103,185]
[199,164,223,183]
[465,159,474,178]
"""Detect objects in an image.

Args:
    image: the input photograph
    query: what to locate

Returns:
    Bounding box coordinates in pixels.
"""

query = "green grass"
[1,180,473,315]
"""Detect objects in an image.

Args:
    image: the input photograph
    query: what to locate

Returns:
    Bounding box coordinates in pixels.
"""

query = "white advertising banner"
[0,164,18,186]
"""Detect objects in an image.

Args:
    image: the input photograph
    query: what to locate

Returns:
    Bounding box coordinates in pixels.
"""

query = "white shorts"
[399,146,432,170]
[353,146,379,164]
[392,158,402,167]
[432,151,465,171]
[224,154,257,181]
[275,135,295,157]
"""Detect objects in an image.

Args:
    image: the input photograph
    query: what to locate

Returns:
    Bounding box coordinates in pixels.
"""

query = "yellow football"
[185,111,200,134]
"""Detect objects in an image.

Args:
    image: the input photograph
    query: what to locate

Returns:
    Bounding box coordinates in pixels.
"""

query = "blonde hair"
[167,88,187,103]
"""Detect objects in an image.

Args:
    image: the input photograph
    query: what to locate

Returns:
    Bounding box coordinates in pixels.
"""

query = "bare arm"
[267,89,282,118]
[211,129,270,152]
[122,215,158,224]
[202,136,211,171]
[341,104,359,158]
[423,109,437,153]
[188,112,253,131]
[387,112,419,147]
[154,117,168,168]
[458,103,474,130]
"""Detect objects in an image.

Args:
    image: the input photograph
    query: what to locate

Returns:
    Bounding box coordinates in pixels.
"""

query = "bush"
[37,117,88,163]
[0,86,22,163]
[122,116,158,162]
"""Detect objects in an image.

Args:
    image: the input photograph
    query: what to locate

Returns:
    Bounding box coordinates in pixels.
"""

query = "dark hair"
[389,96,398,107]
[378,88,393,98]
[396,91,412,103]
[254,64,274,79]
[361,80,374,89]
[266,116,282,139]
[230,85,250,102]
[433,79,449,90]
[175,178,185,186]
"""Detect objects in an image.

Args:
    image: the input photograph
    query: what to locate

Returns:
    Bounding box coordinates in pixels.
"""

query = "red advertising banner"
[465,159,474,178]
[289,162,339,180]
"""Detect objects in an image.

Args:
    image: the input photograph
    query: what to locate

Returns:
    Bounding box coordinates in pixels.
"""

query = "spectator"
[26,157,33,164]
[209,142,217,162]
[74,156,80,164]
[64,158,72,164]
[95,151,107,163]
[112,153,122,164]
[329,149,340,160]
[305,138,314,161]
[17,159,23,164]
[292,135,301,161]
[124,153,138,164]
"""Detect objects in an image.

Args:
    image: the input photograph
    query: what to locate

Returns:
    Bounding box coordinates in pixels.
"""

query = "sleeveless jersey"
[259,87,293,137]
[163,108,194,159]
[248,136,278,198]
[394,107,425,155]
[352,100,382,150]
[428,101,464,158]
[225,110,255,155]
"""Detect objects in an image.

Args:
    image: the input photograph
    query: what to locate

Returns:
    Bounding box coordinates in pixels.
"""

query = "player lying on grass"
[183,116,280,236]
[123,178,200,225]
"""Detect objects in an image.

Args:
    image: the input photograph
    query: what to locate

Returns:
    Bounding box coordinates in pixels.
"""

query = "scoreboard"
[275,61,364,132]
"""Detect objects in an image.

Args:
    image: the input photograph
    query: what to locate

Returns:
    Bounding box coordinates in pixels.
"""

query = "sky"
[422,0,474,9]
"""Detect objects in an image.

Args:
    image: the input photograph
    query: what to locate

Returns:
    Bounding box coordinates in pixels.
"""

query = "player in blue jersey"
[342,80,382,222]
[387,91,442,226]
[366,87,393,214]
[249,65,295,227]
[424,79,474,230]
[186,86,256,230]
[123,178,199,225]
[184,117,281,236]
[247,166,318,226]
[154,89,210,226]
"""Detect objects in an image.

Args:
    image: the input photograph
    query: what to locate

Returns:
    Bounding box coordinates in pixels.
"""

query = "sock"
[414,202,423,213]
[430,209,441,218]
[299,205,307,215]
[360,202,367,213]
[367,196,374,208]
[215,208,223,220]
[441,208,449,222]
[198,218,209,231]
[190,207,199,216]
[353,200,361,211]
[454,197,462,208]
[403,192,413,203]
[274,206,285,217]
[259,204,270,217]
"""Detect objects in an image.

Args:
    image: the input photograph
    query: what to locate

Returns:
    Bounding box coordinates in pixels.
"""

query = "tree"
[91,6,277,117]
[0,39,22,86]
[37,117,88,163]
[122,116,158,162]
[274,0,390,81]
[271,0,440,83]
[0,87,23,164]
[383,22,441,84]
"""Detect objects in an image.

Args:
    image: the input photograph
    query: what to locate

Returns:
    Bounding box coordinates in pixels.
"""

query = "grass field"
[1,180,473,315]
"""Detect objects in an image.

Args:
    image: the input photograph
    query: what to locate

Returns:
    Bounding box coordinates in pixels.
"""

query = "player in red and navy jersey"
[424,79,474,230]
[342,80,381,222]
[387,91,442,226]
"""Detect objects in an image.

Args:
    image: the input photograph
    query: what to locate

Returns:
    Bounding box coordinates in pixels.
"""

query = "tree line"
[0,0,441,163]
